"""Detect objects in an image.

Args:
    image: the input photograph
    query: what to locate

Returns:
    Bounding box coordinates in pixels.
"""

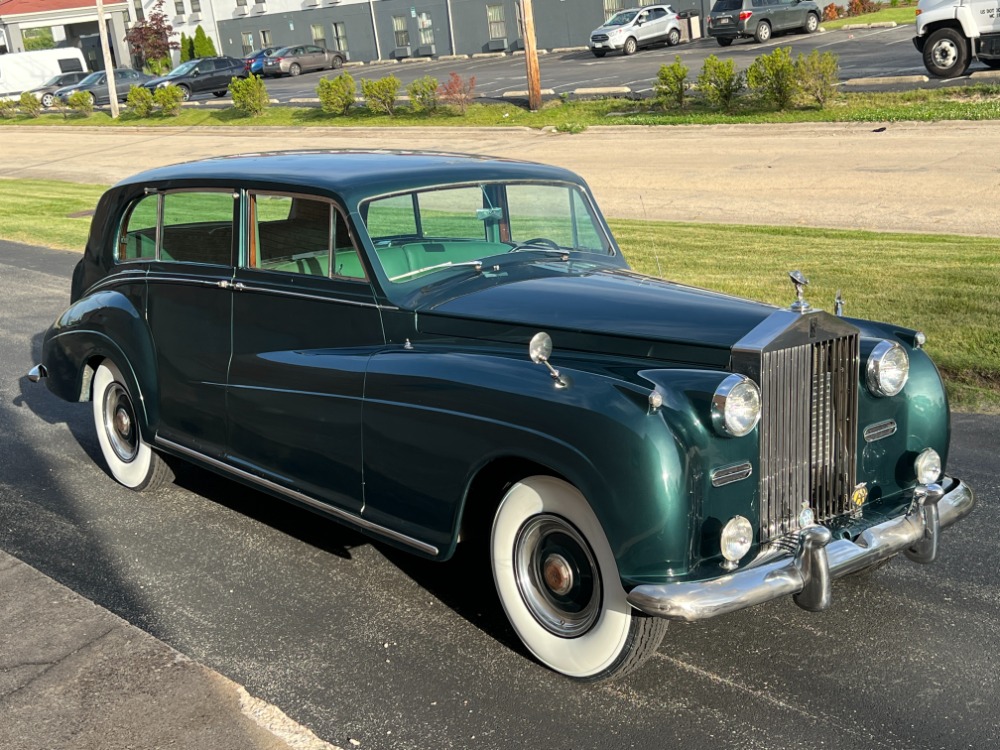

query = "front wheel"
[592,50,607,58]
[716,37,733,47]
[177,84,191,101]
[923,28,970,78]
[622,37,638,56]
[92,361,173,491]
[803,12,819,34]
[491,476,667,680]
[212,90,226,97]
[754,21,772,43]
[667,28,681,47]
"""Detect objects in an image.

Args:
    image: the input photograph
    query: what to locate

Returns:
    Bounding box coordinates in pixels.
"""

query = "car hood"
[417,267,777,363]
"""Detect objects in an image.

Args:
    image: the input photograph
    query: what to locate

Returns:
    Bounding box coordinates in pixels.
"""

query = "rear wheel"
[622,37,638,56]
[804,12,819,33]
[331,55,344,70]
[923,28,969,78]
[667,28,681,47]
[289,63,302,77]
[92,361,173,492]
[754,21,772,43]
[491,476,667,680]
[717,37,733,47]
[41,93,55,108]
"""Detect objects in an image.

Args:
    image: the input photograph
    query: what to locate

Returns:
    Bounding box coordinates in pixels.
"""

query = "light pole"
[519,0,542,111]
[95,0,119,118]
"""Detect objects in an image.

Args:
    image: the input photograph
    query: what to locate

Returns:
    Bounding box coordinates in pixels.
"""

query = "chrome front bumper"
[627,478,975,622]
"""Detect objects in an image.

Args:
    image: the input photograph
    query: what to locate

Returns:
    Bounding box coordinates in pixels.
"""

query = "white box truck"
[0,48,88,100]
[914,0,1000,77]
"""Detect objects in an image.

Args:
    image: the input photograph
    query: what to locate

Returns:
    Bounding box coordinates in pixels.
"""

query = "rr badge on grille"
[851,483,869,507]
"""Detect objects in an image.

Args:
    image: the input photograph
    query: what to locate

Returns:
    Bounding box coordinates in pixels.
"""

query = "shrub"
[193,25,217,57]
[361,74,401,115]
[153,84,185,116]
[890,0,899,6]
[654,56,689,110]
[126,85,156,117]
[696,55,745,112]
[823,3,839,20]
[66,90,94,116]
[847,0,879,14]
[317,73,356,115]
[18,91,42,118]
[229,74,270,117]
[747,47,799,110]
[407,75,439,114]
[439,72,476,114]
[179,32,191,62]
[145,57,173,76]
[796,50,840,108]
[0,98,18,119]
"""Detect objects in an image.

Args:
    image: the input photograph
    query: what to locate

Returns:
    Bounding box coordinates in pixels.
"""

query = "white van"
[0,48,88,100]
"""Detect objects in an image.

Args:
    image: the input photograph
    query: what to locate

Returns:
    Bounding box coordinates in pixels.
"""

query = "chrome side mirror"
[528,332,567,388]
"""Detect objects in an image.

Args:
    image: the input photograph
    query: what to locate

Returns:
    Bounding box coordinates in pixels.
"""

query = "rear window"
[712,0,743,10]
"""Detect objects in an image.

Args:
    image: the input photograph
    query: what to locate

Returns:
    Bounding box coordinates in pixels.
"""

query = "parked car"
[707,0,820,45]
[589,4,683,56]
[243,46,281,76]
[262,45,345,76]
[28,151,975,681]
[54,68,154,105]
[142,56,248,101]
[27,71,89,108]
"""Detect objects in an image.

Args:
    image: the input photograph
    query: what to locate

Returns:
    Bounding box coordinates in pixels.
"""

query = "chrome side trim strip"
[156,438,438,556]
[711,461,753,487]
[863,419,897,443]
[627,478,974,622]
[232,284,391,310]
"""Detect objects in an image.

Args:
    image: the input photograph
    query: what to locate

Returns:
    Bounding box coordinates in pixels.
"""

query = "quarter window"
[120,194,159,261]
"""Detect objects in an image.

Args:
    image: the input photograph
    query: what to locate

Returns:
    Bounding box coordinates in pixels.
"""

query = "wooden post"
[95,0,119,118]
[520,0,542,111]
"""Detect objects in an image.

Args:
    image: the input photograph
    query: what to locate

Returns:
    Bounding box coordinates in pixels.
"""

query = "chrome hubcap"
[103,382,138,463]
[933,41,958,68]
[514,514,600,637]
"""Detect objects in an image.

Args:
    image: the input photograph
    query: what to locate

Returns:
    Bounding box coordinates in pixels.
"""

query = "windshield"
[77,71,104,86]
[361,182,613,284]
[169,60,200,76]
[606,10,639,26]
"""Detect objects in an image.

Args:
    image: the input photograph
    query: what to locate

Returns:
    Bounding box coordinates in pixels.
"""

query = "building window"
[174,0,185,15]
[417,12,434,46]
[191,0,201,11]
[332,22,348,53]
[392,16,409,48]
[236,0,247,5]
[260,29,272,46]
[254,0,266,5]
[132,0,145,21]
[603,0,626,21]
[241,32,253,55]
[311,23,326,48]
[487,5,506,40]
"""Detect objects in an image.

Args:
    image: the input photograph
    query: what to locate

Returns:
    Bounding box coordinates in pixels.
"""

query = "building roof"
[0,0,125,17]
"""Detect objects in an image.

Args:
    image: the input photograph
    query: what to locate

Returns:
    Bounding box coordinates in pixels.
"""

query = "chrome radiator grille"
[757,332,859,541]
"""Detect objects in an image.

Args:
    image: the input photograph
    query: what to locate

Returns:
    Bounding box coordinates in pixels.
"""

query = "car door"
[303,45,323,71]
[143,188,237,457]
[113,69,139,100]
[227,191,383,513]
[647,8,669,43]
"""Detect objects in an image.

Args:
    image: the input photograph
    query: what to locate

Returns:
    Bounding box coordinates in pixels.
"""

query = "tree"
[124,0,179,74]
[193,26,217,58]
[179,32,191,62]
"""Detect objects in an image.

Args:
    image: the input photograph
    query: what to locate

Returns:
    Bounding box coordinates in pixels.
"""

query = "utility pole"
[95,0,119,118]
[520,0,542,111]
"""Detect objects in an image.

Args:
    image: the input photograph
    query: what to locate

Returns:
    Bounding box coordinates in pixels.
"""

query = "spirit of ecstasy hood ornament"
[788,270,811,313]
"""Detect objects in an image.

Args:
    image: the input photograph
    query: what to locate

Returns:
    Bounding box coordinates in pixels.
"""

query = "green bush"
[0,98,18,119]
[66,90,94,116]
[654,56,689,110]
[796,49,840,108]
[747,47,799,110]
[145,57,173,76]
[18,91,42,118]
[407,75,439,113]
[193,26,217,57]
[229,75,270,117]
[153,84,184,116]
[126,85,156,117]
[317,73,356,115]
[697,55,745,112]
[180,32,191,62]
[361,74,401,116]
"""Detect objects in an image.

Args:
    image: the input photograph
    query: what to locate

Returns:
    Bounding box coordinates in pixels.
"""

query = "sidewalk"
[0,549,338,750]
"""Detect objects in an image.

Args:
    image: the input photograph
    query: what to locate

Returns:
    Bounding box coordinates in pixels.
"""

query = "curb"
[573,86,632,95]
[841,21,898,29]
[502,89,556,97]
[470,52,508,58]
[844,74,929,85]
[969,70,1000,79]
[550,46,588,53]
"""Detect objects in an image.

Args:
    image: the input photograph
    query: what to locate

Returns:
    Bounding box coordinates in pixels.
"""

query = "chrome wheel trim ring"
[103,382,139,463]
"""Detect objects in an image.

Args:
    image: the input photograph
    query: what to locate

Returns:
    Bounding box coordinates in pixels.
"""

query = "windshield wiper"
[389,259,483,282]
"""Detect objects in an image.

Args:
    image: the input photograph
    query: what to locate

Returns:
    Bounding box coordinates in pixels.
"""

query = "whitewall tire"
[491,476,667,680]
[92,361,172,491]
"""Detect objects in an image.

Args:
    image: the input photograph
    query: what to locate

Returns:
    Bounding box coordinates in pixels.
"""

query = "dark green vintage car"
[30,151,975,680]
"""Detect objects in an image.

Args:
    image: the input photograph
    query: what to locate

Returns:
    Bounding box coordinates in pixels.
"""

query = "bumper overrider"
[627,477,975,621]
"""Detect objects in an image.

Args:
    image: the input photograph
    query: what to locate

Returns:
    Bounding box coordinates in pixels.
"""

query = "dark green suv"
[707,0,820,45]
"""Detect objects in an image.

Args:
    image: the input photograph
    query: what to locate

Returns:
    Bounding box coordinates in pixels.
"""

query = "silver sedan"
[261,45,345,77]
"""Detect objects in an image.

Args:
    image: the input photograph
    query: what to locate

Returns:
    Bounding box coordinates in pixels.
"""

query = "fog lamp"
[720,515,753,569]
[915,448,942,484]
[798,503,815,528]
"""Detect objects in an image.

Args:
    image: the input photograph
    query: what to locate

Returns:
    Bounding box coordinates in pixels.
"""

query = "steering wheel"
[508,237,561,253]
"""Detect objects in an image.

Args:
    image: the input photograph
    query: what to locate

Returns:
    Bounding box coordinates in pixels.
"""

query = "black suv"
[142,56,248,101]
[707,0,820,46]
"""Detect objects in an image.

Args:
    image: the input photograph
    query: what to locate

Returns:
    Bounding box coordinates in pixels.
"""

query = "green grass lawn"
[823,7,918,30]
[2,178,996,412]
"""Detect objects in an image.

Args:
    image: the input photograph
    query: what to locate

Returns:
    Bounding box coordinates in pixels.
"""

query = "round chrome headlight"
[721,515,753,564]
[711,374,761,438]
[915,448,942,484]
[866,340,909,397]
